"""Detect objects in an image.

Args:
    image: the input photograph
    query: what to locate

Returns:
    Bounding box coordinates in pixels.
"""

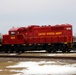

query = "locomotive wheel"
[62,50,66,53]
[46,49,52,53]
[66,49,70,53]
[22,50,25,53]
[62,47,66,53]
[67,50,70,53]
[46,46,52,53]
[52,49,56,53]
[52,47,57,53]
[16,50,20,53]
[9,50,13,53]
[5,50,8,53]
[16,49,23,53]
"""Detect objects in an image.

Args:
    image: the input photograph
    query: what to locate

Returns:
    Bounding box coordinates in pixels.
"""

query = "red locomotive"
[0,24,73,53]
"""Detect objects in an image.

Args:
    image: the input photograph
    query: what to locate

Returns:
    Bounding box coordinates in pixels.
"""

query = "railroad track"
[0,50,76,62]
[23,51,76,54]
[1,50,76,54]
[0,51,76,55]
[0,53,76,60]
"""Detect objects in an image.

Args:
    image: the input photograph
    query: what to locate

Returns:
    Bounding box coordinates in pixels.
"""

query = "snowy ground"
[0,51,76,75]
[7,60,76,75]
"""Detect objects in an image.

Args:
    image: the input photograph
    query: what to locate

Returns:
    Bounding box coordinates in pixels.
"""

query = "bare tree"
[0,33,2,38]
[73,33,76,42]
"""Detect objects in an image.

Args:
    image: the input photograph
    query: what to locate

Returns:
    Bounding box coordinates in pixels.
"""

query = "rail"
[0,53,76,60]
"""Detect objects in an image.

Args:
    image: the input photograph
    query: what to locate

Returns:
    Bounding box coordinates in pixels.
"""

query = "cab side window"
[10,31,15,35]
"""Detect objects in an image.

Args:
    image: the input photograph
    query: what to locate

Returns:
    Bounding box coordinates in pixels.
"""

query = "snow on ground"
[46,53,76,57]
[9,54,17,55]
[8,61,76,75]
[0,70,3,71]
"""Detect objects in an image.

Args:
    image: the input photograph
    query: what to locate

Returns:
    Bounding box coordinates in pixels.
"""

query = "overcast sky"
[0,0,76,35]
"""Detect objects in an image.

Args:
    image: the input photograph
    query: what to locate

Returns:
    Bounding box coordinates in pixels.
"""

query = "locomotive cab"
[3,27,27,45]
[9,27,27,45]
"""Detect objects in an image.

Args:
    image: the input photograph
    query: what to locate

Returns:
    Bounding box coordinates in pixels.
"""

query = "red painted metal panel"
[51,37,59,43]
[3,24,73,45]
[33,37,39,44]
[27,37,33,44]
[39,37,45,44]
[45,37,51,43]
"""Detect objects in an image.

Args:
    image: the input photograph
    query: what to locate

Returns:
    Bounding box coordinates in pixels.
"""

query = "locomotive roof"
[28,24,72,27]
[9,27,19,31]
[9,24,72,31]
[9,27,27,31]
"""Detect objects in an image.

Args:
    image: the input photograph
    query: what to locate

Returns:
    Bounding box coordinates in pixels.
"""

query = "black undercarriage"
[0,42,73,53]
